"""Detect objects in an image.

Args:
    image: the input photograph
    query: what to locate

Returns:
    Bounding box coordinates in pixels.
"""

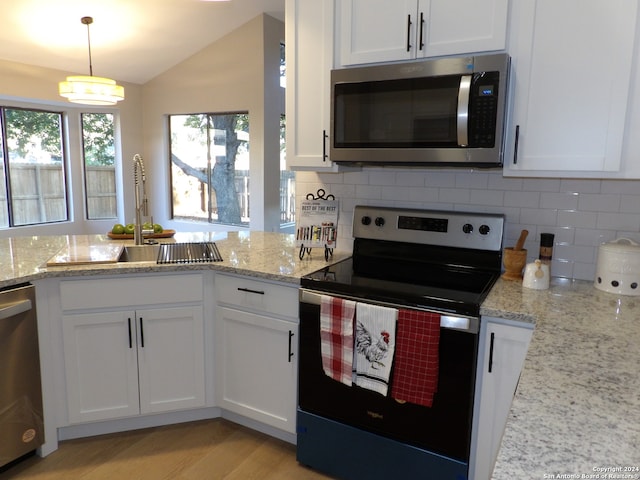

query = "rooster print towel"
[353,303,397,396]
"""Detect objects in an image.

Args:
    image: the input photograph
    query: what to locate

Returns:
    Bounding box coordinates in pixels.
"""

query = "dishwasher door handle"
[0,299,32,320]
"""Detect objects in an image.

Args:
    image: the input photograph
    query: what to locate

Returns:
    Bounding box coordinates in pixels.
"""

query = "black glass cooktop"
[301,257,499,318]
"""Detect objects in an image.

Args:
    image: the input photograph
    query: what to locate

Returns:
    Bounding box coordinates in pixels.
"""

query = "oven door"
[298,289,479,463]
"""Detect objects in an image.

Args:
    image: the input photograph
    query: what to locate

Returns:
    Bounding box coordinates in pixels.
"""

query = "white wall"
[296,168,640,281]
[142,14,284,233]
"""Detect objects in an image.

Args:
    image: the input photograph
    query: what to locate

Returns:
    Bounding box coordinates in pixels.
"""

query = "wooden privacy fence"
[1,164,293,227]
[0,164,116,226]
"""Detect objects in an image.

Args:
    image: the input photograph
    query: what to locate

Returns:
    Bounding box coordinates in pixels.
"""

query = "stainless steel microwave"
[330,53,510,167]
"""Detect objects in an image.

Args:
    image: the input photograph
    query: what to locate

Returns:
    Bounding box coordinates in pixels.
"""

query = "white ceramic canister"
[594,238,640,296]
[523,259,550,290]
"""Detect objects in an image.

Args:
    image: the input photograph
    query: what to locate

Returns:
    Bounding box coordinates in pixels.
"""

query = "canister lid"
[540,233,555,247]
[600,238,640,253]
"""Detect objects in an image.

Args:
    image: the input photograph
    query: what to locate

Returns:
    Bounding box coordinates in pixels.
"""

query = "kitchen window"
[169,112,250,227]
[0,106,68,227]
[82,113,117,220]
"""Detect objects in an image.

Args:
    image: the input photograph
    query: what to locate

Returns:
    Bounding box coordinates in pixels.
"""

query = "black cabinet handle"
[128,317,132,349]
[237,287,265,295]
[322,130,328,162]
[406,15,413,52]
[288,330,294,363]
[419,12,425,50]
[513,125,520,165]
[488,332,495,373]
[139,317,145,348]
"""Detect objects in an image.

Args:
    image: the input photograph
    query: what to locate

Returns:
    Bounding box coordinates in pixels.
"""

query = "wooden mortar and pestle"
[502,229,528,281]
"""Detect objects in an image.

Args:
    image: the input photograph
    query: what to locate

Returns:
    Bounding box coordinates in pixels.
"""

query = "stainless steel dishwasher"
[0,283,44,470]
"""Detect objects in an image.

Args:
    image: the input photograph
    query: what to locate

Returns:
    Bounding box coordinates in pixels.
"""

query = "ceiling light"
[59,17,124,106]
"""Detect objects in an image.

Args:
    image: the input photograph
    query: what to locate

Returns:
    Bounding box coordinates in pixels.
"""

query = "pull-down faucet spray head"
[133,154,149,244]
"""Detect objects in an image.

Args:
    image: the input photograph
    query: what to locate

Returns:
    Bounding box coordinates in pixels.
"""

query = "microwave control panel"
[469,71,500,148]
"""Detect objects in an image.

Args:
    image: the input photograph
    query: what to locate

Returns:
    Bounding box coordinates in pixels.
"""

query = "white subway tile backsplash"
[424,171,456,188]
[620,195,640,214]
[577,194,621,212]
[559,179,602,193]
[522,178,561,192]
[455,172,490,189]
[504,190,540,208]
[439,188,471,204]
[520,208,558,226]
[595,212,640,231]
[539,192,579,210]
[296,169,640,280]
[557,210,598,229]
[469,189,504,206]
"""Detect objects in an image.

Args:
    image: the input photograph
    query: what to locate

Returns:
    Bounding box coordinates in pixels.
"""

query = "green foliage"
[4,108,63,161]
[82,113,115,166]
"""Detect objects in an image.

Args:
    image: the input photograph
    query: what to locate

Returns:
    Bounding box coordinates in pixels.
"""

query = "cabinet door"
[425,0,508,57]
[137,306,206,414]
[339,0,417,65]
[471,320,533,480]
[62,311,140,423]
[215,306,297,433]
[504,0,638,176]
[285,0,336,170]
[338,0,508,65]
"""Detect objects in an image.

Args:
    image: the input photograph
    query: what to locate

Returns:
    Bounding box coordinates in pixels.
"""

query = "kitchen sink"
[118,242,223,263]
[118,245,161,262]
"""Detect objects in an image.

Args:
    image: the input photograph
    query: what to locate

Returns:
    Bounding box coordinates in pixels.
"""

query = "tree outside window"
[0,107,68,227]
[82,113,117,220]
[170,112,250,226]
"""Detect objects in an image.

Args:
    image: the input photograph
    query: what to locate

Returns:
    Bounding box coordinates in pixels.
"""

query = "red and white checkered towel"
[390,309,441,407]
[320,295,356,386]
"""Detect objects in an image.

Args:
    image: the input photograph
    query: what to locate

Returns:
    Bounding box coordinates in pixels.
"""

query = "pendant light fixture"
[59,16,124,106]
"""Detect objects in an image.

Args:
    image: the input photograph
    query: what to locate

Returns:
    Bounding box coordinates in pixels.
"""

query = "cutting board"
[47,243,125,266]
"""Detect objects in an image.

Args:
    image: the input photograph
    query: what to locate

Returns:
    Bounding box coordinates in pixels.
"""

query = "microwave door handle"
[457,75,472,147]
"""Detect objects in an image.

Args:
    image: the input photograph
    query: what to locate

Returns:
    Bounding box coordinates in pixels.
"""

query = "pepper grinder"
[539,233,555,267]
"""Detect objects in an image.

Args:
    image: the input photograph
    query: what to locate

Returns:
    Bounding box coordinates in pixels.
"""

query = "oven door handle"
[300,289,478,334]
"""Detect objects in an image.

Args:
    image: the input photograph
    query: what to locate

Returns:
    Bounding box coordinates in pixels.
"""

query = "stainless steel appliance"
[297,206,504,480]
[0,283,44,470]
[330,53,510,166]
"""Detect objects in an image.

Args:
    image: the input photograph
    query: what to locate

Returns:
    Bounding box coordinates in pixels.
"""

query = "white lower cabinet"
[215,273,298,434]
[470,317,533,480]
[60,274,206,424]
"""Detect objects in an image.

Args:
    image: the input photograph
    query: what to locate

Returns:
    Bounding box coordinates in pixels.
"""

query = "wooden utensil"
[514,229,528,251]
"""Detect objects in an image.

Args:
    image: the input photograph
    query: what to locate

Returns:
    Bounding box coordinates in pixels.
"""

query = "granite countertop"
[482,278,640,478]
[0,231,349,289]
[3,233,639,475]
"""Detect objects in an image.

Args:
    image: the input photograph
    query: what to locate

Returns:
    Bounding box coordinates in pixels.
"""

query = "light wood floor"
[0,419,334,480]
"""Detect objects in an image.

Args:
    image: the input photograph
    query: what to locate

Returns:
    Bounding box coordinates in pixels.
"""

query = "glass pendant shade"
[59,75,125,105]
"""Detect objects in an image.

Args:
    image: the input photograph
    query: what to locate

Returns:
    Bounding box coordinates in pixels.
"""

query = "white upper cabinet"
[504,0,639,177]
[338,0,509,66]
[286,0,349,171]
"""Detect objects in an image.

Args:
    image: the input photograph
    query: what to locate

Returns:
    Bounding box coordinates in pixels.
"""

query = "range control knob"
[375,217,385,227]
[462,223,474,234]
[361,216,372,226]
[479,224,491,235]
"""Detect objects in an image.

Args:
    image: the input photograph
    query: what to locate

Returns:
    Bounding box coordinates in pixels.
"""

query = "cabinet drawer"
[60,273,204,311]
[216,274,298,319]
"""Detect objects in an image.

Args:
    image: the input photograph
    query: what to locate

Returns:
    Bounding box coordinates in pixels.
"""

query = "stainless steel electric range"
[297,205,504,480]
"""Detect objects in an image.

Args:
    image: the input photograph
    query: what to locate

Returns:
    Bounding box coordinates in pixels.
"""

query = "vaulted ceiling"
[0,0,285,85]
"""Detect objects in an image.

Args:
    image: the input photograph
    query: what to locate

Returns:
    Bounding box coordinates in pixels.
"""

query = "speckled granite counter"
[0,231,349,289]
[482,278,640,479]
